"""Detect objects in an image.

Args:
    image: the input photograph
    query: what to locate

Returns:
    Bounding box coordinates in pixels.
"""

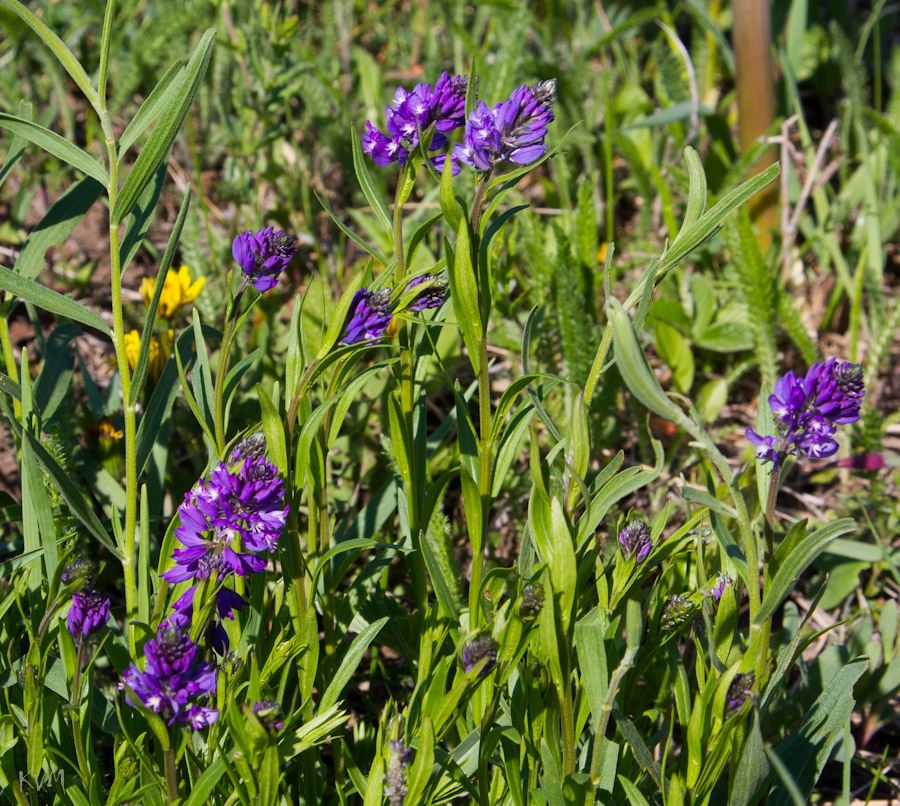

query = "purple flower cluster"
[120,626,218,729]
[746,358,865,468]
[726,672,754,717]
[67,589,110,644]
[706,572,733,602]
[362,74,556,174]
[342,288,393,344]
[362,72,468,167]
[461,634,498,675]
[454,80,556,172]
[161,436,287,653]
[232,227,297,292]
[618,520,652,563]
[405,275,448,312]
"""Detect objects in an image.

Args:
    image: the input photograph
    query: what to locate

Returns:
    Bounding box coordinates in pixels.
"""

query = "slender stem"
[392,177,428,611]
[163,741,178,803]
[70,644,91,788]
[0,312,21,421]
[585,648,636,805]
[97,0,116,106]
[467,177,493,632]
[763,469,781,568]
[99,112,139,656]
[559,680,577,777]
[213,297,242,457]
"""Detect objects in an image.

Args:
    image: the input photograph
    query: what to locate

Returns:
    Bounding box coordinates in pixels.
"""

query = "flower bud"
[726,672,755,717]
[618,520,652,563]
[461,635,498,675]
[519,584,544,620]
[660,595,695,631]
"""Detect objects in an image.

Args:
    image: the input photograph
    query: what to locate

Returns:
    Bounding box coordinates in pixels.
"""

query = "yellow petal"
[124,330,141,372]
[140,277,155,308]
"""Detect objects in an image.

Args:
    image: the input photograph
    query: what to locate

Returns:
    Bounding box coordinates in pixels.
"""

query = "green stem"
[99,110,139,656]
[70,643,91,788]
[213,294,242,457]
[393,178,428,611]
[0,312,21,421]
[585,648,636,805]
[559,679,577,777]
[467,175,494,632]
[163,740,178,803]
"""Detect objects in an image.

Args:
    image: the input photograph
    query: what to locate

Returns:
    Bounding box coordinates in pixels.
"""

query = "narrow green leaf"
[0,114,107,185]
[0,99,31,190]
[756,518,856,623]
[119,163,167,278]
[350,125,392,234]
[0,0,98,108]
[447,221,483,371]
[768,658,867,806]
[0,264,110,335]
[258,384,287,476]
[128,188,191,405]
[320,617,389,710]
[439,152,462,233]
[13,426,121,558]
[118,59,184,155]
[13,177,104,282]
[135,328,195,477]
[112,29,215,224]
[32,322,79,421]
[608,298,693,431]
[183,759,227,806]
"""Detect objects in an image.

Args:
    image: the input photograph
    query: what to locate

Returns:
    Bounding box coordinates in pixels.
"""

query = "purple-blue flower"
[161,457,288,585]
[618,520,652,563]
[166,584,245,656]
[362,122,408,167]
[726,672,754,717]
[362,72,467,168]
[706,572,732,602]
[232,227,297,293]
[67,589,110,643]
[405,275,448,312]
[746,357,865,468]
[454,79,556,172]
[461,635,498,675]
[342,288,393,344]
[119,626,218,729]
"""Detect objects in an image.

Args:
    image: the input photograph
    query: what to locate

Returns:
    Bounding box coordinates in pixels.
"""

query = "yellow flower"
[124,329,173,384]
[140,265,204,319]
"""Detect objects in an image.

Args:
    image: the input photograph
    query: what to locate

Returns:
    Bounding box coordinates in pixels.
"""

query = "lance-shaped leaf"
[0,114,108,185]
[0,264,110,335]
[111,29,215,224]
[0,0,98,108]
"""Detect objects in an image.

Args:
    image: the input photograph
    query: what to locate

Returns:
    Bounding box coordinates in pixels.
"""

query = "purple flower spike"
[461,635,498,675]
[745,429,780,467]
[362,72,467,168]
[618,520,652,563]
[706,572,733,602]
[120,626,218,730]
[232,227,297,292]
[67,589,110,643]
[342,288,393,344]
[454,79,556,172]
[748,357,865,467]
[725,672,755,717]
[362,122,408,167]
[161,458,288,586]
[406,275,448,312]
[166,584,246,656]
